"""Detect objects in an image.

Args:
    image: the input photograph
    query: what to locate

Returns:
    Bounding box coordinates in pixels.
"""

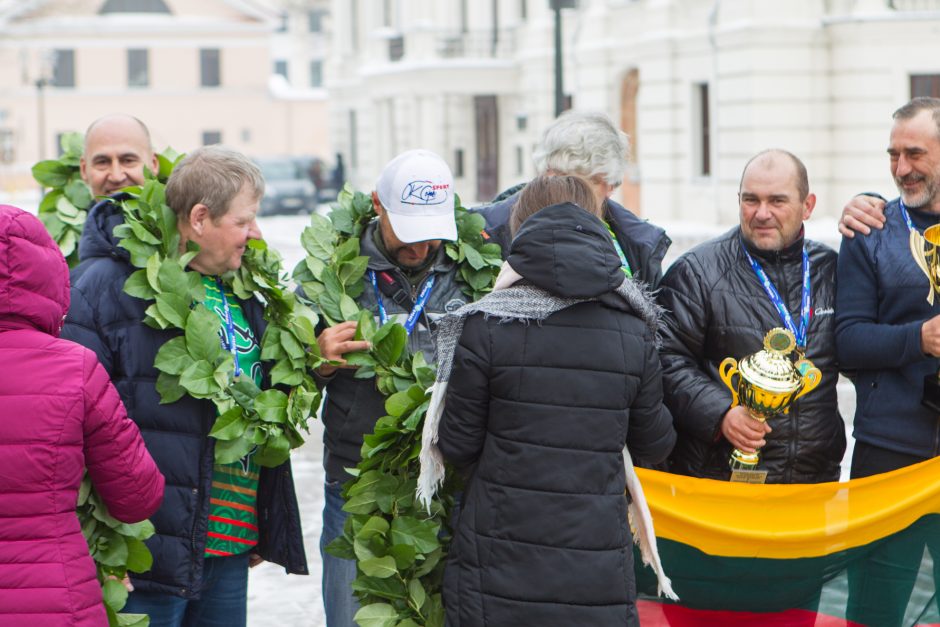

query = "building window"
[127,49,148,87]
[0,128,14,163]
[912,74,940,98]
[693,82,711,177]
[388,36,404,62]
[460,0,469,33]
[520,0,528,19]
[276,12,288,32]
[382,0,392,27]
[200,49,220,87]
[308,9,324,32]
[274,60,288,81]
[202,131,222,145]
[100,0,170,13]
[310,60,323,87]
[50,49,74,87]
[454,149,465,178]
[515,146,524,176]
[350,0,359,51]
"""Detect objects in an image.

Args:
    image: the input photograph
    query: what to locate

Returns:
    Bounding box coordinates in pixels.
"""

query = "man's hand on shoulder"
[839,194,887,238]
[316,320,371,377]
[720,405,771,453]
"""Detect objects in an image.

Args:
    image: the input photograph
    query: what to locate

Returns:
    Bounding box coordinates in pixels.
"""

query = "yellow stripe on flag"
[638,455,940,559]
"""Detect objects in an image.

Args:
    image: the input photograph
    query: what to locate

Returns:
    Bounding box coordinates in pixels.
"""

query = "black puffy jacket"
[62,199,307,598]
[658,227,845,483]
[473,192,672,287]
[437,203,676,627]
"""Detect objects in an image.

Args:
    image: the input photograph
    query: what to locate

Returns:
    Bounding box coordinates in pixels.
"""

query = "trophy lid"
[737,328,803,394]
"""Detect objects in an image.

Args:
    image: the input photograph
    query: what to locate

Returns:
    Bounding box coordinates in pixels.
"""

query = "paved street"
[247,420,326,627]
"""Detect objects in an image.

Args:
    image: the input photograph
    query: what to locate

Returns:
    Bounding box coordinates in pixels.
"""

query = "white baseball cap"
[375,149,457,243]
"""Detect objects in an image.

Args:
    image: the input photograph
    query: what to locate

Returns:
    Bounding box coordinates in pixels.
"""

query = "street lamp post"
[550,0,576,118]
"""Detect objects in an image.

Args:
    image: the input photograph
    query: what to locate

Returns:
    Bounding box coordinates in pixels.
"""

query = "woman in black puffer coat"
[434,176,676,627]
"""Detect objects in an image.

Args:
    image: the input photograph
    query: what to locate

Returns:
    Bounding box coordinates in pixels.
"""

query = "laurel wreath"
[114,170,325,468]
[292,185,501,627]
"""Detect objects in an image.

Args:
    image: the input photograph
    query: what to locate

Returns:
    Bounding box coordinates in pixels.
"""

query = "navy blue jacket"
[836,198,940,458]
[63,198,308,598]
[472,193,672,287]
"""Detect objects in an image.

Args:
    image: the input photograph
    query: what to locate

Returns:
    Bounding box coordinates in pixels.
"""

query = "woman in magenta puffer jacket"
[0,205,164,627]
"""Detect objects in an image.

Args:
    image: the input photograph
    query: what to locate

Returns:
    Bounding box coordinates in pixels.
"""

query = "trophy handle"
[910,229,937,306]
[793,365,822,401]
[719,357,740,407]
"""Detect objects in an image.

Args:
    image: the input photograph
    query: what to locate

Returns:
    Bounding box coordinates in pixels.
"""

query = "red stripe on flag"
[205,548,233,556]
[637,600,866,627]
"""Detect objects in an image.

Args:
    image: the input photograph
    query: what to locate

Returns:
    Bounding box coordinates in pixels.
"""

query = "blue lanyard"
[367,270,436,336]
[215,277,242,377]
[900,200,917,233]
[742,243,812,351]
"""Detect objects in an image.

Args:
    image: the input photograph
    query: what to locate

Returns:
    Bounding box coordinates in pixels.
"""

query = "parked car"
[254,157,317,215]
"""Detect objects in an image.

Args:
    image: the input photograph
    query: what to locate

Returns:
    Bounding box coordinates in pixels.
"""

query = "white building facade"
[327,0,940,222]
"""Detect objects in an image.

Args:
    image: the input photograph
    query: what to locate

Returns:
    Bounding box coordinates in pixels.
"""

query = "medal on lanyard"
[367,270,436,336]
[215,277,242,377]
[742,243,814,375]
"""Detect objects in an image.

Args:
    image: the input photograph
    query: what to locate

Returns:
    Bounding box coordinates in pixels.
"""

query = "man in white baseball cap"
[374,148,458,252]
[315,149,468,627]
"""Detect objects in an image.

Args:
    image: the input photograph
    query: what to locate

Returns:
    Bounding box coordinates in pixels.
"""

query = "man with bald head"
[80,113,158,198]
[658,149,844,484]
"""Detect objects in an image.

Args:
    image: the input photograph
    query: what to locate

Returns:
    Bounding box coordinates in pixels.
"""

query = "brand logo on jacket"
[813,307,834,316]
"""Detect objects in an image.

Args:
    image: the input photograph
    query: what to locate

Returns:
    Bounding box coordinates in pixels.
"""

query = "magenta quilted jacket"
[0,205,164,626]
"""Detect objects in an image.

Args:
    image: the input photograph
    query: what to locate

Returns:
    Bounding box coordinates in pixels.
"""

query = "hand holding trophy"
[719,328,822,483]
[909,224,940,412]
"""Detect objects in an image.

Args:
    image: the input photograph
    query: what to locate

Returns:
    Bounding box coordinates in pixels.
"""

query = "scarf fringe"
[624,448,679,601]
[417,380,448,512]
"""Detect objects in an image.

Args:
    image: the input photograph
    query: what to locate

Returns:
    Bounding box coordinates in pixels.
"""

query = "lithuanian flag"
[635,457,940,627]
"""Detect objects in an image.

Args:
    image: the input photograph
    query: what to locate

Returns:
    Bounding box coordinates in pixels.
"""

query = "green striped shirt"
[201,276,261,557]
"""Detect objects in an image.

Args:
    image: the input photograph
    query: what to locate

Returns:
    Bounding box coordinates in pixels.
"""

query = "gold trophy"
[718,328,822,483]
[910,224,940,412]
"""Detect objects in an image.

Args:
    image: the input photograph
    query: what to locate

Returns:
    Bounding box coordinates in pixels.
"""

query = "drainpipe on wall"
[708,0,722,222]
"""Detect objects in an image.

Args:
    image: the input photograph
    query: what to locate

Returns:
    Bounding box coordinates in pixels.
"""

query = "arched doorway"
[619,68,641,215]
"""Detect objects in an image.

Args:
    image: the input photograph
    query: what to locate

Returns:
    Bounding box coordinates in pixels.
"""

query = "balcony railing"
[437,29,517,59]
[888,0,940,10]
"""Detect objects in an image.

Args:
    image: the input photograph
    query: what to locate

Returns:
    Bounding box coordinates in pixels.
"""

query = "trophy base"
[924,374,940,414]
[729,450,768,484]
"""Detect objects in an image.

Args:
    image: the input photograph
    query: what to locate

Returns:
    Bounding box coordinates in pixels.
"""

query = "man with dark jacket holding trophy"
[659,149,844,484]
